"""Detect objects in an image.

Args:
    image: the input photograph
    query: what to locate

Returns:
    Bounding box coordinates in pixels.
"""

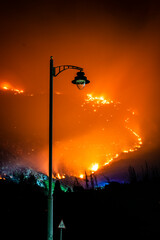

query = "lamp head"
[72,71,90,90]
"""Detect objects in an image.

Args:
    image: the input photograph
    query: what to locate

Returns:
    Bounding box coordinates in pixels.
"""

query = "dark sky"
[0,0,160,177]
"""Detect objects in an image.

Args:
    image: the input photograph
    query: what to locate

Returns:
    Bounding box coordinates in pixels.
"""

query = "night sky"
[0,0,160,179]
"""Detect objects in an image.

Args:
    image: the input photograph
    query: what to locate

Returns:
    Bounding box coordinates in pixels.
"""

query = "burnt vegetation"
[0,163,160,240]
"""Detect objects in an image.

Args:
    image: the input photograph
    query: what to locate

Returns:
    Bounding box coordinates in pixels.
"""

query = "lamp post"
[48,56,90,240]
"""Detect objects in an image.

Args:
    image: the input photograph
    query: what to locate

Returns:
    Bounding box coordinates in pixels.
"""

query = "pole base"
[47,197,53,240]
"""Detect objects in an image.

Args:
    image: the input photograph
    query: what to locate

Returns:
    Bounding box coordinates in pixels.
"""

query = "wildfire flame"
[0,82,24,94]
[91,163,99,172]
[0,82,143,179]
[77,93,143,178]
[45,93,143,179]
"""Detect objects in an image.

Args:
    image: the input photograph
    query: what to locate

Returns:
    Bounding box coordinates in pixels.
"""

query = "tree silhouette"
[128,165,137,184]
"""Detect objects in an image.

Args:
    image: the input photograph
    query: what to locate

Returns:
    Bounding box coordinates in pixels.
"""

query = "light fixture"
[72,71,90,90]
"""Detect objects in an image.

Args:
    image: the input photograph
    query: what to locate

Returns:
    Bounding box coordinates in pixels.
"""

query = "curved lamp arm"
[54,65,83,77]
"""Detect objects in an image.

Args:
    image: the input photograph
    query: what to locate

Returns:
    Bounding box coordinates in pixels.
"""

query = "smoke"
[24,92,143,176]
[0,0,160,176]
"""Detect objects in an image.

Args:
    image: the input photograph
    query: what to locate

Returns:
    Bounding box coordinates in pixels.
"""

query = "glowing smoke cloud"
[0,83,143,179]
[44,93,143,178]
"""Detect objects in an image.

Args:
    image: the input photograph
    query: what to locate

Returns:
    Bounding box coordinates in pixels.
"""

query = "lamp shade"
[72,71,90,90]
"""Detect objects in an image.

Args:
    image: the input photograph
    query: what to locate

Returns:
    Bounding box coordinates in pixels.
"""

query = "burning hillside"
[49,93,142,178]
[0,82,24,94]
[0,83,143,179]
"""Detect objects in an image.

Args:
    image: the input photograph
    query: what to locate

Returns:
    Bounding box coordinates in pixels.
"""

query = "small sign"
[58,220,66,229]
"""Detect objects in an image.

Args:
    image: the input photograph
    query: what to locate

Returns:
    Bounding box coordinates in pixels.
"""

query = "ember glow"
[0,0,160,183]
[0,80,143,179]
[40,93,143,178]
[90,163,99,172]
[0,82,24,94]
[82,94,142,173]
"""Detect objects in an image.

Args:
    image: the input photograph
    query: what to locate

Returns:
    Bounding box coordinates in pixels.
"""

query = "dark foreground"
[0,179,160,240]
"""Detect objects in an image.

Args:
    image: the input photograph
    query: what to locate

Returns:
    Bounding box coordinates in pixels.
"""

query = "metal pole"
[48,56,54,240]
[60,229,62,240]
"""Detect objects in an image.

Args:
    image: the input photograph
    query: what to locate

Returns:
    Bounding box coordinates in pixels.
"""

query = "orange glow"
[0,86,143,178]
[0,0,160,187]
[0,176,5,180]
[85,94,113,105]
[79,174,84,179]
[36,93,143,177]
[90,163,99,172]
[0,0,159,182]
[3,86,9,90]
[56,173,65,179]
[0,82,24,94]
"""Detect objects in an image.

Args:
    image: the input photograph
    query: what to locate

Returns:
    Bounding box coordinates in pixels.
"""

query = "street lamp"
[72,71,90,90]
[48,56,90,240]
